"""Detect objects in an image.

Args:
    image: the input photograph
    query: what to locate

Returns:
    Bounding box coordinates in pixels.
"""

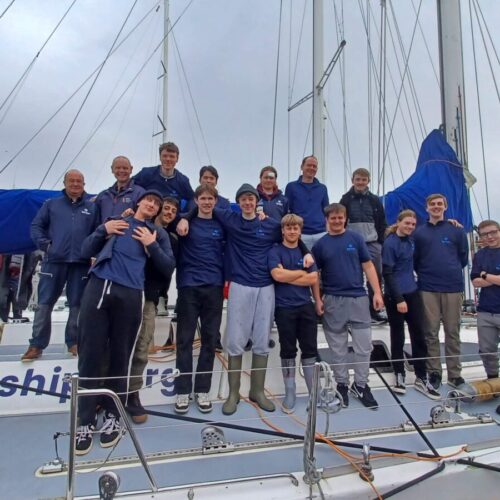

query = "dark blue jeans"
[30,261,89,349]
[175,286,223,394]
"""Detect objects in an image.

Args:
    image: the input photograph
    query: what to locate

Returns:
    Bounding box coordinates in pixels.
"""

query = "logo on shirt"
[346,243,356,252]
[81,208,91,215]
[256,228,266,237]
[212,229,222,238]
[296,258,304,267]
[441,236,452,245]
[495,263,500,271]
[122,197,132,203]
[276,200,283,206]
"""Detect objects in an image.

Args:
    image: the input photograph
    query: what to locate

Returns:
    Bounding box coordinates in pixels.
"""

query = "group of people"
[17,140,499,456]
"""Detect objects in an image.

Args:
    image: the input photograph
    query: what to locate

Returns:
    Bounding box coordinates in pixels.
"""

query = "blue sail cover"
[0,189,61,254]
[383,129,473,231]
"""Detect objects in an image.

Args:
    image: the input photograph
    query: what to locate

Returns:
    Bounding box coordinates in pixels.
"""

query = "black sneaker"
[428,372,442,391]
[99,412,122,448]
[75,424,95,456]
[336,383,349,407]
[447,377,465,389]
[195,392,213,413]
[175,394,190,414]
[414,377,441,400]
[350,383,378,410]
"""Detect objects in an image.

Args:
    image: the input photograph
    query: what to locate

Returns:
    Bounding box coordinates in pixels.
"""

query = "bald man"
[94,156,145,223]
[21,170,99,361]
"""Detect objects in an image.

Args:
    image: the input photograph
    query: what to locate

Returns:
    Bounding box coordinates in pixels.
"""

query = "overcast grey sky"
[0,0,498,221]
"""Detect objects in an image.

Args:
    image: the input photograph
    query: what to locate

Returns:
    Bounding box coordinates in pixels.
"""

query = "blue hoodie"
[413,220,468,292]
[133,166,194,202]
[94,180,145,223]
[284,176,329,234]
[31,191,99,264]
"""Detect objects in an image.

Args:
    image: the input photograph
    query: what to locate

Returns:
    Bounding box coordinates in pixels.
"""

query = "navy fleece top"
[284,177,329,234]
[413,220,468,292]
[471,247,500,314]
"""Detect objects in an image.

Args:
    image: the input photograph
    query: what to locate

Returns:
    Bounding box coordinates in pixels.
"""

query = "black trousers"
[275,302,318,360]
[78,276,143,425]
[175,286,223,394]
[385,290,428,379]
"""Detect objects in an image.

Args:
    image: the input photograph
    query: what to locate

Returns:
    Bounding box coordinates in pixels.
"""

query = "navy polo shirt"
[176,217,225,288]
[471,247,500,314]
[268,243,317,307]
[312,230,371,297]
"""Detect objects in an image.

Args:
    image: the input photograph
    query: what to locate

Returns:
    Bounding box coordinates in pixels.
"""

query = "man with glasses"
[413,193,469,391]
[471,220,500,382]
[256,166,289,221]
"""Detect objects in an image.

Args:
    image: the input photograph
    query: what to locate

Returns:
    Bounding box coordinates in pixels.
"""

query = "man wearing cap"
[75,189,175,455]
[21,170,99,361]
[178,183,313,415]
[256,166,289,221]
[187,166,231,210]
[94,156,145,222]
[285,155,329,249]
[133,142,194,205]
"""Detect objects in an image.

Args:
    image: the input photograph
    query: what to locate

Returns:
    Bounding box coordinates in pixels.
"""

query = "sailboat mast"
[162,0,169,142]
[436,0,467,166]
[312,0,325,182]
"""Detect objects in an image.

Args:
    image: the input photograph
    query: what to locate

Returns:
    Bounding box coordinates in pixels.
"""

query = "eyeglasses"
[479,229,499,239]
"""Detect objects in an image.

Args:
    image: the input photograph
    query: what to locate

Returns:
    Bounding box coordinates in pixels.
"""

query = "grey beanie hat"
[235,183,260,202]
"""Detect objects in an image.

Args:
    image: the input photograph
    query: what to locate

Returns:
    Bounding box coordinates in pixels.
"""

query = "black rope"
[144,407,436,458]
[378,462,445,500]
[456,458,500,473]
[374,366,440,457]
[0,379,69,399]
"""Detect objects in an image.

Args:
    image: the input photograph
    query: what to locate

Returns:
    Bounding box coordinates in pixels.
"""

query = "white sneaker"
[175,394,190,414]
[195,393,213,413]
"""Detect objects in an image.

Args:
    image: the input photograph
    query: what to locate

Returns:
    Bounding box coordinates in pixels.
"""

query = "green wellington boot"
[249,354,275,412]
[222,355,243,415]
[281,358,296,413]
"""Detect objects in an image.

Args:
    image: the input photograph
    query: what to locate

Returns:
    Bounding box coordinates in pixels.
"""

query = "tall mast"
[162,0,169,142]
[436,0,467,165]
[312,0,325,182]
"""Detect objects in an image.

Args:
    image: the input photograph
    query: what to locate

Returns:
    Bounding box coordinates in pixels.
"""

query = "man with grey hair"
[94,156,145,222]
[21,170,99,361]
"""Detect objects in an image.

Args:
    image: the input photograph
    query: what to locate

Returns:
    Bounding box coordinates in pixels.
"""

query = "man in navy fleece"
[187,165,231,210]
[22,170,99,361]
[470,219,500,381]
[413,193,469,391]
[285,156,329,249]
[174,184,225,415]
[94,156,145,222]
[133,142,194,204]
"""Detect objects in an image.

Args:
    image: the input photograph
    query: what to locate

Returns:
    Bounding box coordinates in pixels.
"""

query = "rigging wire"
[410,0,440,87]
[171,33,202,166]
[470,0,500,105]
[379,0,423,194]
[0,0,78,123]
[38,0,140,189]
[358,0,421,175]
[0,1,162,177]
[0,0,15,19]
[170,24,212,165]
[270,0,283,166]
[49,0,195,186]
[468,0,491,219]
[287,1,293,182]
[289,0,307,105]
[366,0,373,178]
[387,1,426,146]
[376,0,387,196]
[473,0,500,67]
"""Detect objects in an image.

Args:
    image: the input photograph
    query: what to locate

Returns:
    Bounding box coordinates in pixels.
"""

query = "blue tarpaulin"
[0,189,61,254]
[383,129,473,231]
